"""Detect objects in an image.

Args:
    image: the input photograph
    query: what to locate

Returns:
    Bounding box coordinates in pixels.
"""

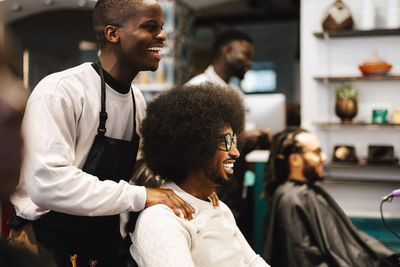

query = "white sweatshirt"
[131,182,269,267]
[11,63,147,220]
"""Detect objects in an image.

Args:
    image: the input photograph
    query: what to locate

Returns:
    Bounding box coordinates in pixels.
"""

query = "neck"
[289,176,308,183]
[212,60,231,84]
[99,51,139,85]
[177,172,216,201]
[289,169,308,183]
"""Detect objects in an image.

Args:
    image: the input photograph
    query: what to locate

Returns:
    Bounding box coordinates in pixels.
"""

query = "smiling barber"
[8,1,194,266]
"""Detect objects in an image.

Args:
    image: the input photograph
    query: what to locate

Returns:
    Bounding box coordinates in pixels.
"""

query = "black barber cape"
[262,180,400,267]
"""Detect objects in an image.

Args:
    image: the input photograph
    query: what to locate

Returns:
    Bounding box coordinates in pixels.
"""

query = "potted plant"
[335,85,358,123]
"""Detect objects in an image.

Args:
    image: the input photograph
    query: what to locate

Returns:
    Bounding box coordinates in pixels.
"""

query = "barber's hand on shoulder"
[145,188,195,220]
[208,192,219,207]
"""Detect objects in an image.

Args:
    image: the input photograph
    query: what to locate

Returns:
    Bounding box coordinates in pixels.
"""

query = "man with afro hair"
[130,82,269,267]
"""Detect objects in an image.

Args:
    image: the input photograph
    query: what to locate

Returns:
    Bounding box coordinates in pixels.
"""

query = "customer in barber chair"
[130,82,269,267]
[262,127,400,267]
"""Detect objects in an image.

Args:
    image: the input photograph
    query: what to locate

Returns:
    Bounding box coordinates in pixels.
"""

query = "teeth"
[147,47,162,53]
[223,163,234,168]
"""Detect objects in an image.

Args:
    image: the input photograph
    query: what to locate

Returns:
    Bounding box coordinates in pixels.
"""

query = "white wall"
[301,0,400,218]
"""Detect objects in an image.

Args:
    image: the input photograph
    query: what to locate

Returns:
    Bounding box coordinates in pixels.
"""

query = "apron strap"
[96,61,138,142]
[96,61,107,136]
[130,88,140,142]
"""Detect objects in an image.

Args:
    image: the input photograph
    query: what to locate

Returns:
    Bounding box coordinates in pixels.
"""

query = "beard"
[302,159,324,184]
[232,64,247,80]
[205,164,233,187]
[228,57,248,80]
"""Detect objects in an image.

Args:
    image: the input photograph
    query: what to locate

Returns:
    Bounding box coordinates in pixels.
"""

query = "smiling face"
[205,126,240,186]
[295,132,327,182]
[117,0,166,72]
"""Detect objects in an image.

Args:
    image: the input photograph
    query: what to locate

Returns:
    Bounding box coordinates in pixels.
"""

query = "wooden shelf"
[314,75,400,82]
[314,28,400,38]
[324,163,400,182]
[314,122,400,129]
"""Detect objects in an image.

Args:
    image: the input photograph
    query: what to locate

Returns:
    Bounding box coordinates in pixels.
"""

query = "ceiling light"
[78,0,86,7]
[11,3,21,12]
[43,0,54,6]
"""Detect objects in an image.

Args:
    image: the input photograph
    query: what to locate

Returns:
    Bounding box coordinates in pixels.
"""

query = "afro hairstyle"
[141,82,245,184]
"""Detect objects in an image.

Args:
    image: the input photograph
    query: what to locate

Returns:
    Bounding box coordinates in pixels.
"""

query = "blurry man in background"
[262,127,399,267]
[189,29,253,96]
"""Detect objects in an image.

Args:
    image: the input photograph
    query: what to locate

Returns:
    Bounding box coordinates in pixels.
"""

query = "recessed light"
[78,0,86,7]
[11,3,21,12]
[43,0,54,6]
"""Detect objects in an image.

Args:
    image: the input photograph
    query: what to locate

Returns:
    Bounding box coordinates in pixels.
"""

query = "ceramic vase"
[386,0,400,28]
[359,0,376,30]
[322,0,354,31]
[335,98,358,123]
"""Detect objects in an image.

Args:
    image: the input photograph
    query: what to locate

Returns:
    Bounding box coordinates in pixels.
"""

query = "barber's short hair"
[263,127,308,199]
[141,82,245,183]
[92,0,144,48]
[213,29,253,57]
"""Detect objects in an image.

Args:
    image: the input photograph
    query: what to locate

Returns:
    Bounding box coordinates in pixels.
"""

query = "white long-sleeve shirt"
[11,63,147,220]
[187,65,244,97]
[131,182,269,267]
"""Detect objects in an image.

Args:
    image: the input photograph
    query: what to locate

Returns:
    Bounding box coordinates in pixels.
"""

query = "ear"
[222,44,233,63]
[222,44,233,57]
[104,25,120,44]
[288,153,302,168]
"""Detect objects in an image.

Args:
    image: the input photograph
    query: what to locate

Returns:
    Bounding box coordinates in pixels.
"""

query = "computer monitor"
[241,62,277,94]
[244,93,286,135]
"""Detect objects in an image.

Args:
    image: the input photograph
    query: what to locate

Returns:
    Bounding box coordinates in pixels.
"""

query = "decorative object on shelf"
[335,85,358,123]
[332,145,358,163]
[372,109,388,124]
[358,0,376,30]
[359,50,392,76]
[386,0,400,29]
[367,145,398,165]
[393,109,400,124]
[322,0,353,31]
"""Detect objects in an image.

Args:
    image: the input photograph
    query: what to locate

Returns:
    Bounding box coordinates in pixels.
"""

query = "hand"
[145,188,195,220]
[208,192,219,207]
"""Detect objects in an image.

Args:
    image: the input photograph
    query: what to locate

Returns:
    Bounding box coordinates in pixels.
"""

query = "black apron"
[32,62,140,267]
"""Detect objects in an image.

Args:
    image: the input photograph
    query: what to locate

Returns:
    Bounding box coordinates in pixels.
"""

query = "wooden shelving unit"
[313,122,400,129]
[324,163,400,182]
[313,75,400,82]
[314,28,400,38]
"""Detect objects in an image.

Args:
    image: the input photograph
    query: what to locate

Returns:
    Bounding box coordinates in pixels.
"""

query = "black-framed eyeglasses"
[218,133,238,151]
